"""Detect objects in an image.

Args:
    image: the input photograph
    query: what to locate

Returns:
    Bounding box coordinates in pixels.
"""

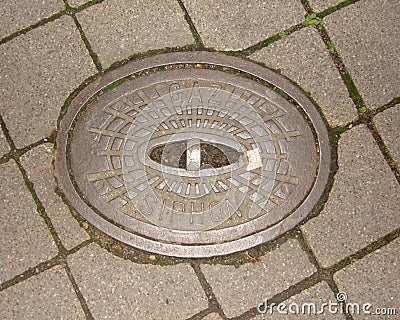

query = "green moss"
[302,13,323,28]
[359,106,368,114]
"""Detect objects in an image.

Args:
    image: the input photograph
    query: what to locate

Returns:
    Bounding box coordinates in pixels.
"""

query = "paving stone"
[184,0,305,51]
[0,265,85,319]
[201,313,223,320]
[0,16,96,149]
[0,161,58,283]
[308,0,343,12]
[201,239,316,318]
[302,125,400,268]
[374,105,400,166]
[76,0,194,68]
[68,243,208,319]
[334,238,400,320]
[21,144,89,250]
[251,27,357,126]
[67,0,88,7]
[252,282,346,319]
[0,0,65,39]
[324,0,400,109]
[0,128,9,156]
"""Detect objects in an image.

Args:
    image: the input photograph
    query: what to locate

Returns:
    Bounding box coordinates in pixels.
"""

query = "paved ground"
[1,0,399,319]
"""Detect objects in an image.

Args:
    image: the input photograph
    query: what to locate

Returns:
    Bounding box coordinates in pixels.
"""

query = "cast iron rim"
[55,51,331,258]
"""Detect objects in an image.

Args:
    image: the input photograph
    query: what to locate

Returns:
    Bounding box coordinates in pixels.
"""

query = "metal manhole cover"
[56,52,330,257]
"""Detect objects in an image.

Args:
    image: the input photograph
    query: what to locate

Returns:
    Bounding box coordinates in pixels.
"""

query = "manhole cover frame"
[56,51,331,258]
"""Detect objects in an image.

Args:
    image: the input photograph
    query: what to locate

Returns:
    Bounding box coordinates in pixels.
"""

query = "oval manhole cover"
[56,52,330,257]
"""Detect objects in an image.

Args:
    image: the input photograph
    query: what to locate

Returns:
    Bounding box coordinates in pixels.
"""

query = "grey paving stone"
[67,0,88,7]
[0,265,85,319]
[184,0,305,51]
[324,0,400,109]
[20,144,89,250]
[0,16,96,149]
[201,313,223,320]
[0,128,9,156]
[0,161,58,283]
[201,239,316,318]
[251,27,357,126]
[302,125,400,268]
[334,238,400,320]
[252,282,345,319]
[68,243,208,319]
[308,0,343,12]
[0,0,65,39]
[374,105,400,166]
[76,0,194,68]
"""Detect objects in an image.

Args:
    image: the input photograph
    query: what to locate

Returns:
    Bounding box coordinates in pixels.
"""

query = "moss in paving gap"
[176,0,205,49]
[372,96,400,115]
[69,13,103,72]
[302,13,323,29]
[15,159,67,253]
[298,123,344,227]
[0,119,67,255]
[299,0,313,14]
[241,23,305,56]
[319,0,362,19]
[0,10,67,45]
[316,24,367,113]
[366,121,400,183]
[0,255,62,292]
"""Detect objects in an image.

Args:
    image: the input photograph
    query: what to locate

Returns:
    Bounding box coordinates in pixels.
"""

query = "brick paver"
[76,0,194,68]
[324,0,400,109]
[184,0,305,50]
[0,16,96,148]
[374,105,400,167]
[334,238,400,320]
[251,27,357,126]
[201,239,316,318]
[302,126,400,267]
[68,244,208,319]
[0,162,58,283]
[20,144,89,249]
[0,0,64,39]
[0,266,85,319]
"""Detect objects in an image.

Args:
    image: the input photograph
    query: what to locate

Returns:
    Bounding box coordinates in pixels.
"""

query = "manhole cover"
[56,52,330,257]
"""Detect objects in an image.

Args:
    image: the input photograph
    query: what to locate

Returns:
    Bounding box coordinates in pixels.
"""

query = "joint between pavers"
[63,261,95,320]
[12,156,67,255]
[0,11,67,46]
[176,0,205,49]
[234,272,322,320]
[69,13,103,73]
[319,0,363,19]
[241,23,305,56]
[329,227,400,276]
[190,262,226,318]
[184,309,220,320]
[366,121,400,184]
[0,239,93,292]
[0,256,61,292]
[299,0,313,14]
[296,228,323,271]
[313,24,367,113]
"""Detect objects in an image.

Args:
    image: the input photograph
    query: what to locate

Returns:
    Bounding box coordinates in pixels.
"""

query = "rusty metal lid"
[55,52,330,257]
